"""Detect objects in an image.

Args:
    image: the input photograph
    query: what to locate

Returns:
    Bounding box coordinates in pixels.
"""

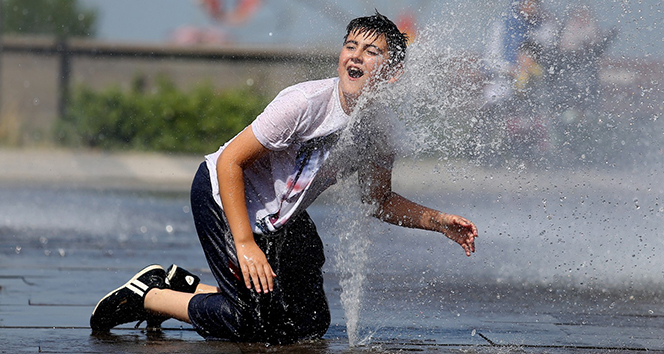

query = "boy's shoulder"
[283,77,338,99]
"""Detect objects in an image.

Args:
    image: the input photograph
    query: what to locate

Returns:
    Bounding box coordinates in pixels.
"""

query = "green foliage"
[2,0,97,37]
[57,77,269,154]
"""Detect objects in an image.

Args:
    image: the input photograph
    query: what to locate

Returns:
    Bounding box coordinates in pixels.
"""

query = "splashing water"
[379,20,487,161]
[332,194,371,346]
[325,1,664,347]
[326,14,487,346]
[324,117,384,345]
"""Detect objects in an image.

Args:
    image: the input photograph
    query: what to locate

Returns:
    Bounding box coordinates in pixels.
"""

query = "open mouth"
[347,67,364,79]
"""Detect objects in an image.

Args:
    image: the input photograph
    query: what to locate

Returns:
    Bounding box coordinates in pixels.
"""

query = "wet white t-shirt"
[205,77,396,234]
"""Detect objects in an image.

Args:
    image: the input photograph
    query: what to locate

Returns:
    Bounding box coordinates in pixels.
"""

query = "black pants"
[187,162,330,344]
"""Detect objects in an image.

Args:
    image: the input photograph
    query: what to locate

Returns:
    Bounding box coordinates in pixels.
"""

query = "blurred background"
[2,2,664,349]
[0,0,662,167]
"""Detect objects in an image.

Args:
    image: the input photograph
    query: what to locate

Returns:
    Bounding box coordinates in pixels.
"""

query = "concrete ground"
[1,148,663,353]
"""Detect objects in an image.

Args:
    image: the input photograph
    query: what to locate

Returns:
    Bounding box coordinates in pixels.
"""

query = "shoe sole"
[91,264,164,318]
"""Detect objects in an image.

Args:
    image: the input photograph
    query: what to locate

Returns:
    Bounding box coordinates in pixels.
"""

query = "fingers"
[470,222,478,238]
[240,257,252,290]
[449,217,477,257]
[466,234,475,256]
[460,234,474,257]
[463,244,472,257]
[457,218,478,256]
[236,242,277,293]
[247,259,262,292]
[241,256,276,293]
[263,264,275,292]
[252,263,270,293]
[466,228,476,256]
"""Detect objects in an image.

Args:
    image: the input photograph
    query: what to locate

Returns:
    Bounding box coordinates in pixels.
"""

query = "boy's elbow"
[216,153,231,174]
[361,193,393,220]
[216,151,242,178]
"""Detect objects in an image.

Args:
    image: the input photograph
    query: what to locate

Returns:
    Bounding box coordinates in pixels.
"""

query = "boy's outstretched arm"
[358,162,478,256]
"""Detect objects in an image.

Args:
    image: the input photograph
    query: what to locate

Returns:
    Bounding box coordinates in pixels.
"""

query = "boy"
[90,11,477,344]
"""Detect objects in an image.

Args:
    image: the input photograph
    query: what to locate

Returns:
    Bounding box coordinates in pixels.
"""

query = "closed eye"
[344,40,358,51]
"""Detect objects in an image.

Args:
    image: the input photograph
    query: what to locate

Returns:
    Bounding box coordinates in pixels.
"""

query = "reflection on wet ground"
[1,164,664,353]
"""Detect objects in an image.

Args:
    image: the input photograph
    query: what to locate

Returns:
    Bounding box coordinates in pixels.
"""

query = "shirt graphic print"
[256,133,340,234]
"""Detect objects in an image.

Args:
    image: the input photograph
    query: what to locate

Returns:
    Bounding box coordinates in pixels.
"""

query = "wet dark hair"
[343,10,409,67]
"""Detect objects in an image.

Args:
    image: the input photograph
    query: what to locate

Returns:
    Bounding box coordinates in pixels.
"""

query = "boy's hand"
[236,241,276,293]
[436,213,478,257]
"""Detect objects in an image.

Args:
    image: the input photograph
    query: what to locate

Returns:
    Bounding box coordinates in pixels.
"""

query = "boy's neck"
[339,87,358,115]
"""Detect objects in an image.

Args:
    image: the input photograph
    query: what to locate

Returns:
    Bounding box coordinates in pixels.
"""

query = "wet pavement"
[1,148,664,353]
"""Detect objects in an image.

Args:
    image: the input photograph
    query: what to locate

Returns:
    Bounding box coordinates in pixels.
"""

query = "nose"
[350,49,363,62]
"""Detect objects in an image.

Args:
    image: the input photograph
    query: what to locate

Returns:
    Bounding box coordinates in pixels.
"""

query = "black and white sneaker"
[165,264,200,293]
[90,264,167,332]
